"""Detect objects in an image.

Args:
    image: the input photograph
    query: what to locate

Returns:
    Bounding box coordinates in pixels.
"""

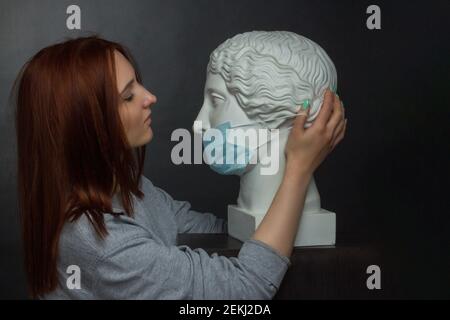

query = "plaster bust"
[194,31,337,246]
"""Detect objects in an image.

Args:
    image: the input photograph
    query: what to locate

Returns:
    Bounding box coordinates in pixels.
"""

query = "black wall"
[1,0,449,298]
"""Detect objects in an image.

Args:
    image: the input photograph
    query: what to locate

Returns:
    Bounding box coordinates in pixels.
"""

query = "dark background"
[1,0,449,299]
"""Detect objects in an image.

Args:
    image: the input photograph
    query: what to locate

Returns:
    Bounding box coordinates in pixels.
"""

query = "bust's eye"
[211,93,225,106]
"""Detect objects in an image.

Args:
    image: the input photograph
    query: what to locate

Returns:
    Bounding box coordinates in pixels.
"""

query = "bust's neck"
[236,129,321,215]
[236,130,288,214]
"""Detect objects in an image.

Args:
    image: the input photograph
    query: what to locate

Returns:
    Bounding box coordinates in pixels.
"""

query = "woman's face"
[114,50,157,148]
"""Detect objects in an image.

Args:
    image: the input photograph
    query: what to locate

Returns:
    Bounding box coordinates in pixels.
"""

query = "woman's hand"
[285,88,347,176]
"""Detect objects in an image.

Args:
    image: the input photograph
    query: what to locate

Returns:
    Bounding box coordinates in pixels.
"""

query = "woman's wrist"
[284,158,313,186]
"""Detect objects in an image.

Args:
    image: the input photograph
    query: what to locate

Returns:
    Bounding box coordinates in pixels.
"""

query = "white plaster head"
[195,31,337,131]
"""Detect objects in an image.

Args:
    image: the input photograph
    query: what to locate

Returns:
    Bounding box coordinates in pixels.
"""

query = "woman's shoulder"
[58,212,151,263]
[57,175,158,262]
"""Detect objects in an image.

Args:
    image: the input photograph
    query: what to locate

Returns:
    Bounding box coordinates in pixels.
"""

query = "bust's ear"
[306,94,326,127]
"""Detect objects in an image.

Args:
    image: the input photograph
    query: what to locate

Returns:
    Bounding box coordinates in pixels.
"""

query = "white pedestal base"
[227,205,336,247]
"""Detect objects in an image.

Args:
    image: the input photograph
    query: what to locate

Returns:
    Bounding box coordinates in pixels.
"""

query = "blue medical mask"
[202,121,253,176]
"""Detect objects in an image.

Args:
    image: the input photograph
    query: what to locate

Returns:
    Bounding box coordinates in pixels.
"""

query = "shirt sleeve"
[153,185,227,234]
[93,236,291,300]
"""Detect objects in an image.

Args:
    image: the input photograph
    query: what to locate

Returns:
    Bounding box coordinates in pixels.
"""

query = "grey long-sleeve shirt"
[42,175,291,299]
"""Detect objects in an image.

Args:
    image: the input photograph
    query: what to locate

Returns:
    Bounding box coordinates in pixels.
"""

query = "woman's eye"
[124,94,134,102]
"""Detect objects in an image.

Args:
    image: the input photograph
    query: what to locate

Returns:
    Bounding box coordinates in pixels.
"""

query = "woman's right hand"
[285,88,347,176]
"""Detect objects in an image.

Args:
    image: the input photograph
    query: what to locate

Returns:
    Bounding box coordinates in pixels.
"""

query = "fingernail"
[301,99,310,110]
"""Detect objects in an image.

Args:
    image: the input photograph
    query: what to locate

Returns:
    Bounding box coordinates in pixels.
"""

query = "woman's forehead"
[114,51,135,87]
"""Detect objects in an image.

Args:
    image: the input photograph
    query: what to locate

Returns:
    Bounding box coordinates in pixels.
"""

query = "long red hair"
[11,36,146,298]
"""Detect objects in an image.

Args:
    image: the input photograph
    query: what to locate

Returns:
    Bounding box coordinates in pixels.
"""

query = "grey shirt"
[42,175,291,299]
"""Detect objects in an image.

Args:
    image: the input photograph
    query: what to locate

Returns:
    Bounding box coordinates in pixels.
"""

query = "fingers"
[327,94,345,138]
[330,118,347,151]
[333,117,346,140]
[314,89,335,129]
[331,117,346,146]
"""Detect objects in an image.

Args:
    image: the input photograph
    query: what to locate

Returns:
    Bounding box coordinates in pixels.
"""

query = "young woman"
[12,36,346,299]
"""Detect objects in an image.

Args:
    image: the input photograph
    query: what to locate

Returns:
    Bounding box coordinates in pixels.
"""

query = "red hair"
[11,36,146,298]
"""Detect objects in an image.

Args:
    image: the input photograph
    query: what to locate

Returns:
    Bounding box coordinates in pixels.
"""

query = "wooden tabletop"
[177,233,392,299]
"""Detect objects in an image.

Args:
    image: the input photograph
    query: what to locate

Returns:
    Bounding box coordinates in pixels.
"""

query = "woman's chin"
[146,127,153,142]
[133,127,153,147]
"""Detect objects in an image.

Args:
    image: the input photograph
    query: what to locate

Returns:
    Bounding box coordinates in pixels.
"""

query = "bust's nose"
[193,102,210,133]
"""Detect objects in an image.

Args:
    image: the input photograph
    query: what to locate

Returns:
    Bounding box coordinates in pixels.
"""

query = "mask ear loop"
[224,97,313,131]
[226,98,312,142]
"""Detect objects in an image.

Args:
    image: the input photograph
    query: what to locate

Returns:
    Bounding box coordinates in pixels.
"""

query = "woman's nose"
[144,92,157,107]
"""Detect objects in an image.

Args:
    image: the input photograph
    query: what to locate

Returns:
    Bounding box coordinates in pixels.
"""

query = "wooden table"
[177,234,392,299]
